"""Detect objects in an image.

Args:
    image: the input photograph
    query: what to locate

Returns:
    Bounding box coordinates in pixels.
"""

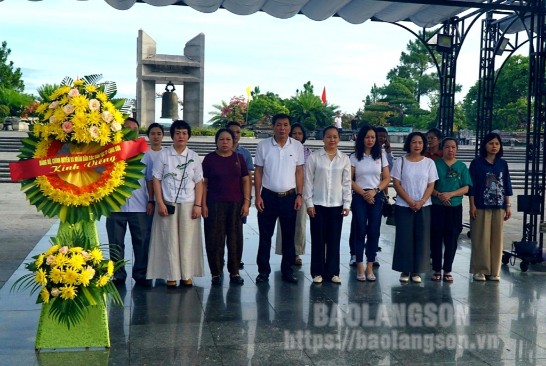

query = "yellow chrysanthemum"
[35,254,45,267]
[59,285,77,300]
[50,267,64,284]
[40,288,50,304]
[74,79,84,87]
[71,125,89,144]
[67,253,85,270]
[52,108,67,123]
[63,267,81,285]
[44,244,60,257]
[71,112,87,128]
[79,266,95,287]
[53,253,68,267]
[69,247,83,254]
[96,274,110,287]
[85,84,97,93]
[89,248,103,264]
[35,268,47,286]
[71,95,89,112]
[96,91,108,103]
[112,109,124,123]
[98,123,112,146]
[33,140,49,159]
[88,110,101,125]
[49,85,71,100]
[107,260,114,276]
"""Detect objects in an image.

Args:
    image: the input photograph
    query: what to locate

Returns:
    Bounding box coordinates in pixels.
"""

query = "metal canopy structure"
[102,0,523,27]
[15,0,546,263]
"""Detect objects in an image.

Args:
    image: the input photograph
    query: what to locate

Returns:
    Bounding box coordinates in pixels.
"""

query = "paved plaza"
[1,130,546,365]
[1,182,546,364]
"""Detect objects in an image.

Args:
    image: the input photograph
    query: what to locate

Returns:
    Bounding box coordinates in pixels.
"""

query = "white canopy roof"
[103,0,487,28]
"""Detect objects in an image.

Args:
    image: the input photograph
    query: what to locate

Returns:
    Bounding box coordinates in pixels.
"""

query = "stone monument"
[136,30,205,127]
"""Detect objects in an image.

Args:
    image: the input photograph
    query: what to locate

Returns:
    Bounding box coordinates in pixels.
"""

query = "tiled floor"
[1,209,546,365]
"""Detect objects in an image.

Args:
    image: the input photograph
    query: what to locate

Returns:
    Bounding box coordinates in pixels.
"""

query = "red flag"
[321,87,327,104]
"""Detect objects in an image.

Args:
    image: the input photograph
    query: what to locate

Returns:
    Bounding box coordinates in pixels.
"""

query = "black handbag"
[165,204,176,215]
[382,198,394,218]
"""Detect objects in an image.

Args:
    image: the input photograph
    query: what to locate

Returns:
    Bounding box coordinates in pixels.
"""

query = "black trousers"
[430,204,462,272]
[256,189,297,276]
[310,205,344,279]
[106,212,149,281]
[204,201,243,277]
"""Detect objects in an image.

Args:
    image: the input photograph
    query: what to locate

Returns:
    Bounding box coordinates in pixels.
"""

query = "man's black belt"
[262,187,296,197]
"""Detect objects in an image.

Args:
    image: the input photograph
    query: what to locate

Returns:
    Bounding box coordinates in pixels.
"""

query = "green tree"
[208,96,248,127]
[0,41,29,118]
[386,31,439,105]
[0,87,33,117]
[284,81,337,132]
[462,55,529,131]
[247,87,288,125]
[363,31,464,128]
[36,83,60,103]
[0,41,24,91]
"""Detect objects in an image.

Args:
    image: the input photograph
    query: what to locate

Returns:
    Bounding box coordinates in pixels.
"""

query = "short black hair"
[440,137,458,149]
[214,128,235,144]
[146,122,164,136]
[322,125,339,139]
[403,132,426,155]
[226,121,242,129]
[125,117,139,128]
[426,128,442,139]
[289,123,307,143]
[479,132,504,158]
[375,126,388,134]
[272,113,291,125]
[170,120,191,139]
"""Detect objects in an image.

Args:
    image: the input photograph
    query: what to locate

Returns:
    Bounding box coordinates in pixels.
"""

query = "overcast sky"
[1,1,512,124]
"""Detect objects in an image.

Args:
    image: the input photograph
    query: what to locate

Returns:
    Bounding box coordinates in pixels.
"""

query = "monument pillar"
[136,30,205,128]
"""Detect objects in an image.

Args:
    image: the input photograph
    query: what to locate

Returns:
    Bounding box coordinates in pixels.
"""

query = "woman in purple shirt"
[202,128,251,285]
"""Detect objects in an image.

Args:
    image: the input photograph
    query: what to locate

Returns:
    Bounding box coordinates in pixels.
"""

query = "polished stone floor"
[2,209,546,366]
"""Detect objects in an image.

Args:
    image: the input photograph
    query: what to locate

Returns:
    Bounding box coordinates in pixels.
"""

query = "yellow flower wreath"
[14,75,146,223]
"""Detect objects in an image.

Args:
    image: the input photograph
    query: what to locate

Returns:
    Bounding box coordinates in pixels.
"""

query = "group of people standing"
[390,128,512,283]
[107,116,513,289]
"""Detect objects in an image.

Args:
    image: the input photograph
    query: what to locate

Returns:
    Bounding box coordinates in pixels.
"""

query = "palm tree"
[286,82,337,132]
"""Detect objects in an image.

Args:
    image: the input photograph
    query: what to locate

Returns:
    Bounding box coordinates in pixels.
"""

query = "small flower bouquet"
[11,229,123,329]
[33,75,126,146]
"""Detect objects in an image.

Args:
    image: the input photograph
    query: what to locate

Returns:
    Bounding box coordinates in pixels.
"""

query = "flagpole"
[245,85,251,125]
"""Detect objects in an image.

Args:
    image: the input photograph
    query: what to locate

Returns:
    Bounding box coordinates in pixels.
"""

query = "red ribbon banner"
[9,138,149,182]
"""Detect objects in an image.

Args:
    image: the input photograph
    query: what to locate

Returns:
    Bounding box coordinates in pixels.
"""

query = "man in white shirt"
[106,118,151,287]
[334,111,343,133]
[254,113,304,284]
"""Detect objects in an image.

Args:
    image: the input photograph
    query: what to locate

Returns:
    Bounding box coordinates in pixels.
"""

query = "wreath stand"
[35,221,110,350]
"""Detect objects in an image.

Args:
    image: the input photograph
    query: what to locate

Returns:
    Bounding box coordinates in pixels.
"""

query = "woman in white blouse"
[350,125,390,282]
[304,126,352,284]
[147,120,204,288]
[391,132,438,284]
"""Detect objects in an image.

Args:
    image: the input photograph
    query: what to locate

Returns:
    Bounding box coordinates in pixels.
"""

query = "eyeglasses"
[446,167,459,179]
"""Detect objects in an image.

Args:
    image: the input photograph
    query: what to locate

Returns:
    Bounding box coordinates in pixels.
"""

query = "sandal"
[443,273,454,282]
[356,273,366,282]
[431,273,442,282]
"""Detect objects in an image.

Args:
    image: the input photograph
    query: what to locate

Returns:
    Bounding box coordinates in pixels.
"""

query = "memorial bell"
[161,81,179,119]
